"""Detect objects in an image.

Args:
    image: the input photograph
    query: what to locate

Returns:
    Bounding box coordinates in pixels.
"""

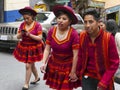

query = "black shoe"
[22,86,28,90]
[30,77,40,84]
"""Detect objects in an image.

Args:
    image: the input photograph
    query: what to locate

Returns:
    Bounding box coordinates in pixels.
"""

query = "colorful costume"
[44,26,80,90]
[13,21,43,63]
[78,30,119,90]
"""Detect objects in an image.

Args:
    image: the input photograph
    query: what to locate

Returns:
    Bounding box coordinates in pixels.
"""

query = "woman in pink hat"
[13,6,44,90]
[40,5,81,90]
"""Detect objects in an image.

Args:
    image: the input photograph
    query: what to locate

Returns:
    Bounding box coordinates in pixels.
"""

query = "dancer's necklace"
[56,27,69,40]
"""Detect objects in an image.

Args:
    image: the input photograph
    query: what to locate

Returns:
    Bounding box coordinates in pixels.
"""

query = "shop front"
[105,5,120,25]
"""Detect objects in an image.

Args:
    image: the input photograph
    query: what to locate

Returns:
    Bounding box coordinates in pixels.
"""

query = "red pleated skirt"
[13,41,43,63]
[43,56,81,90]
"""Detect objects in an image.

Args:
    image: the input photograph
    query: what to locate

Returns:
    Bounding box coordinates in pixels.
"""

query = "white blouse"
[115,33,120,57]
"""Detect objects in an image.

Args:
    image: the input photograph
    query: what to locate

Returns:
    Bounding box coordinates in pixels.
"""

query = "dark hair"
[83,8,100,21]
[106,19,119,36]
[56,11,71,18]
[22,12,35,20]
[55,11,72,24]
[99,18,107,25]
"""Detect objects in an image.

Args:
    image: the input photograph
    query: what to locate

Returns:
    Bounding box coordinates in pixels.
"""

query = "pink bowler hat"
[19,6,37,16]
[53,5,78,25]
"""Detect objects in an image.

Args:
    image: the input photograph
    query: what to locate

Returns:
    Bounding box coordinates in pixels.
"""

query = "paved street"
[0,50,120,90]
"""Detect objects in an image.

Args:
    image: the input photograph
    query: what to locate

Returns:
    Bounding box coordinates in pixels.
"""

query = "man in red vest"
[78,8,119,90]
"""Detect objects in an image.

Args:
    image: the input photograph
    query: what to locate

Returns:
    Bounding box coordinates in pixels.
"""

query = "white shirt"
[115,33,120,57]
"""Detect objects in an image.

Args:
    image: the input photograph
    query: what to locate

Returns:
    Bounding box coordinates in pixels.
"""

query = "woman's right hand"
[40,63,47,73]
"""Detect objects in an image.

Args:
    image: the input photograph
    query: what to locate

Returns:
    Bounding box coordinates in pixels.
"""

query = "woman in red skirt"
[40,5,81,90]
[13,6,43,90]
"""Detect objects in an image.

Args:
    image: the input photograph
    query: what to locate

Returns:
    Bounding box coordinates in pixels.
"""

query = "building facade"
[0,0,29,23]
[104,0,120,25]
[0,0,69,23]
[0,0,4,23]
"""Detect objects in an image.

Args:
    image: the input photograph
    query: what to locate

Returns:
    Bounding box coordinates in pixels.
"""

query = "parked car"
[0,11,84,49]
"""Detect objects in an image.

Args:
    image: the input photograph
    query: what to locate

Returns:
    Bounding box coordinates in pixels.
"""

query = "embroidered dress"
[44,26,80,90]
[13,22,43,63]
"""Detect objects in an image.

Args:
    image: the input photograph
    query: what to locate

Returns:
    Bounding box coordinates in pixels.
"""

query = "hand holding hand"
[97,86,104,90]
[69,72,78,82]
[40,63,47,73]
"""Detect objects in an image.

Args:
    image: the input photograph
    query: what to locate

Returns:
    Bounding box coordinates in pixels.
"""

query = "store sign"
[56,0,70,3]
[88,0,105,8]
[105,5,120,14]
